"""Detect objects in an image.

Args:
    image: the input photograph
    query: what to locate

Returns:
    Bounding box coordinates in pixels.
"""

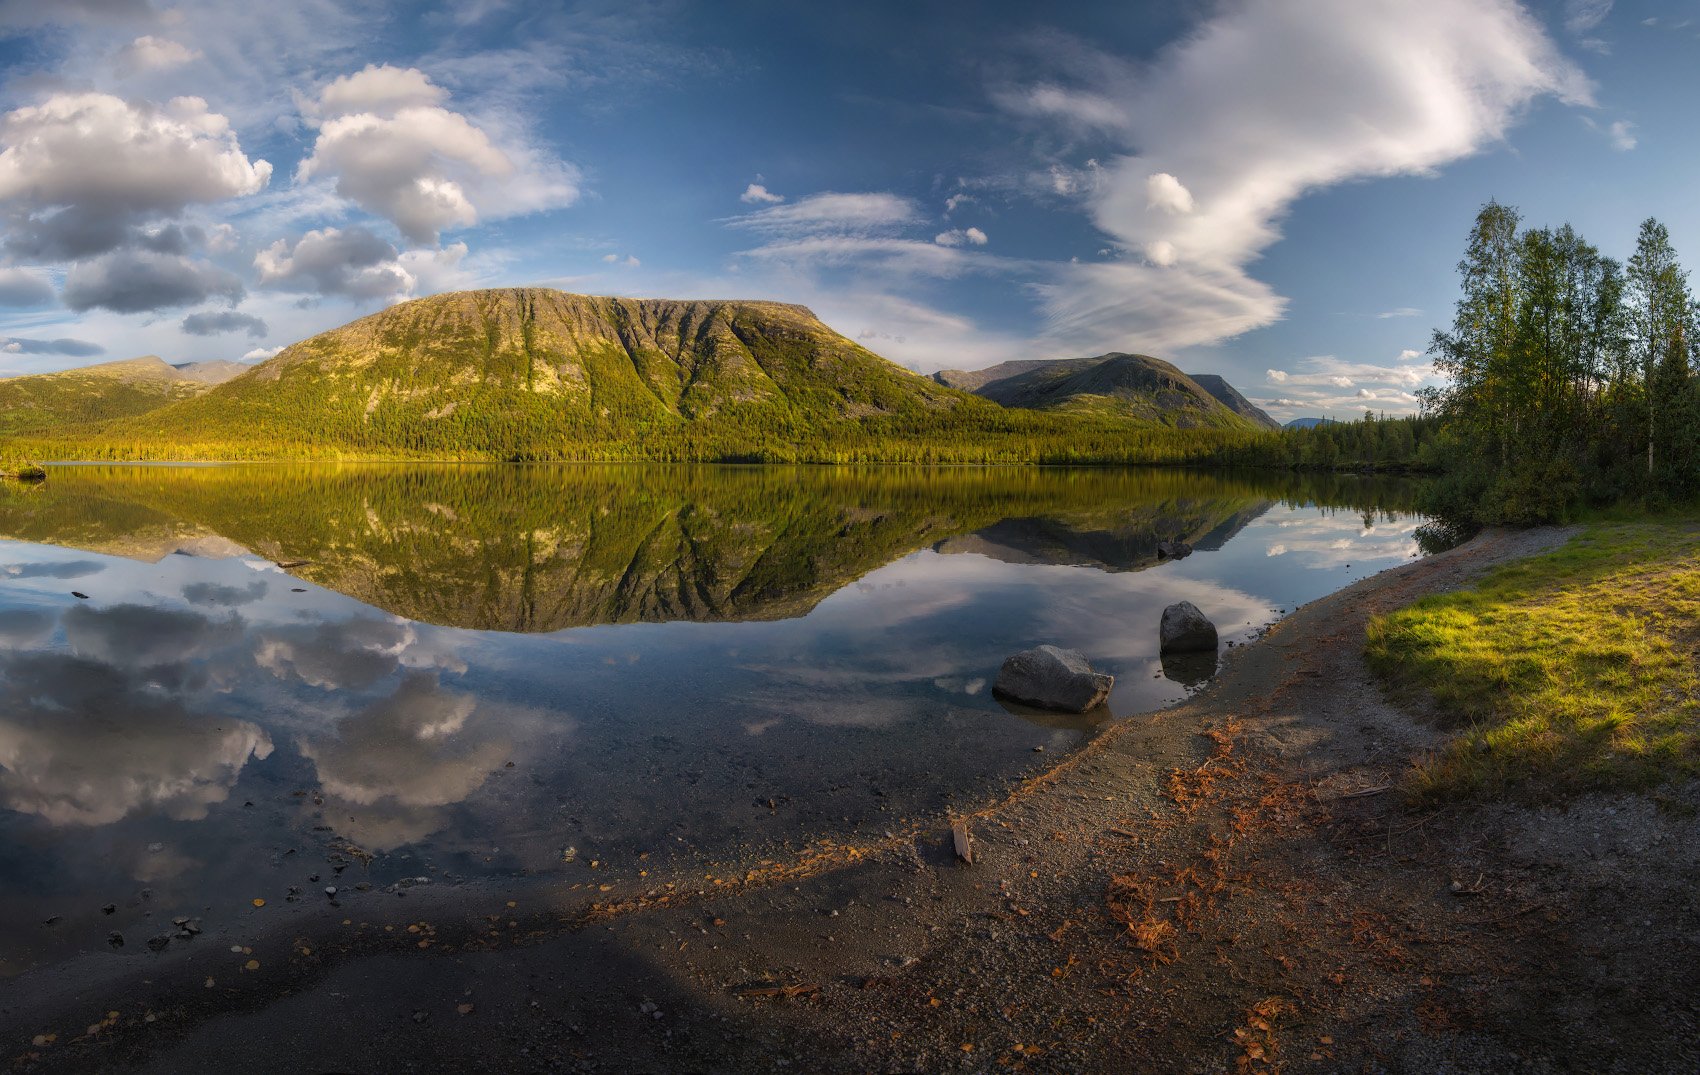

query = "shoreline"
[17,524,1700,1073]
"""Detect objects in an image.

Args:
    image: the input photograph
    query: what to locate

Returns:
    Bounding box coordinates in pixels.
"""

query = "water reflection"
[0,464,1423,974]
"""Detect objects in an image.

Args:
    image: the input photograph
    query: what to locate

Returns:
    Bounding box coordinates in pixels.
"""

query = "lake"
[0,463,1421,977]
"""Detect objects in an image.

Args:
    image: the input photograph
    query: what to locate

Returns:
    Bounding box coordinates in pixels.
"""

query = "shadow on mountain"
[0,464,1418,633]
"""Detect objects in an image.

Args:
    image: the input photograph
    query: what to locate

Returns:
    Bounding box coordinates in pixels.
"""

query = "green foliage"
[1424,204,1699,525]
[1367,520,1700,800]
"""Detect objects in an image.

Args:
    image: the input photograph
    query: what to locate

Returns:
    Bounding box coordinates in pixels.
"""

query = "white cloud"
[243,345,283,360]
[1145,172,1194,214]
[1000,0,1590,356]
[944,192,974,213]
[933,227,988,247]
[309,63,447,121]
[1375,306,1421,318]
[727,191,922,237]
[296,65,579,245]
[1608,119,1636,151]
[1256,351,1437,418]
[255,226,413,300]
[114,35,201,75]
[0,92,272,260]
[600,252,640,267]
[740,182,784,205]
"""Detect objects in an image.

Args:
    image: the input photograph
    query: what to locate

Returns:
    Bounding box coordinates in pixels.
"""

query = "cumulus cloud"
[1145,172,1194,214]
[0,336,105,356]
[296,64,579,245]
[600,252,640,267]
[0,92,271,261]
[181,309,268,337]
[1258,351,1437,418]
[254,226,412,300]
[740,182,783,204]
[0,266,53,306]
[1608,119,1636,151]
[62,249,243,312]
[115,35,202,76]
[999,0,1590,355]
[0,650,272,827]
[309,63,447,120]
[243,345,283,360]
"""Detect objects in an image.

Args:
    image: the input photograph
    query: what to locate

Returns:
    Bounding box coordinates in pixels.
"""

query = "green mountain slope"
[103,289,974,457]
[934,353,1254,429]
[1187,374,1279,430]
[0,356,227,436]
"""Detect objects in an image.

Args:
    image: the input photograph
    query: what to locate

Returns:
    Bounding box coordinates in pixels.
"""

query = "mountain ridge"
[931,353,1258,430]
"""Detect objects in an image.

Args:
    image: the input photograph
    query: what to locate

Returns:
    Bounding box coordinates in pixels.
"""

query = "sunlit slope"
[0,357,218,435]
[105,289,980,456]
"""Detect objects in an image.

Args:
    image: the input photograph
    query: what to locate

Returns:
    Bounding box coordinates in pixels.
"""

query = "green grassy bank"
[1367,517,1700,802]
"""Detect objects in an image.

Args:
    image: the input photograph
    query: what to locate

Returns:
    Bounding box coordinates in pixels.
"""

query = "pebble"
[107,931,124,948]
[324,887,337,897]
[147,934,170,952]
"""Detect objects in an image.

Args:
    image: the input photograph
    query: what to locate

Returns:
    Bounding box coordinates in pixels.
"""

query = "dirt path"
[13,526,1700,1073]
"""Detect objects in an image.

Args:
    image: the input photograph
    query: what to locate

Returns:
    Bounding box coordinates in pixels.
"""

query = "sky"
[0,0,1692,422]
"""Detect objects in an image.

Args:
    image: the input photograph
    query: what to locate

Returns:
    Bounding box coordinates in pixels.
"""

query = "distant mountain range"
[0,355,246,436]
[933,354,1278,430]
[3,289,1282,457]
[1282,417,1341,430]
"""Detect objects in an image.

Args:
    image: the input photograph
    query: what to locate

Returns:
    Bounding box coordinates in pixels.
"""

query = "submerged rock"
[1159,601,1218,654]
[993,645,1114,713]
[1156,539,1192,559]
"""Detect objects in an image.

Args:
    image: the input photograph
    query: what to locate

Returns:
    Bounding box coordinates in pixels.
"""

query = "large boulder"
[993,645,1114,713]
[1156,539,1192,559]
[1159,601,1218,654]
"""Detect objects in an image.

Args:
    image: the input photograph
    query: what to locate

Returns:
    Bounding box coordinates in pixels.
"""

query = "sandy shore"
[11,525,1700,1074]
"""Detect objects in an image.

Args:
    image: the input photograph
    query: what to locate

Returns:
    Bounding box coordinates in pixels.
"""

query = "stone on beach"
[993,645,1114,713]
[1160,601,1218,654]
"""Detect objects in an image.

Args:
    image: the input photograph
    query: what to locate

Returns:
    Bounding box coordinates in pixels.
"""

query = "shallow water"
[0,463,1421,975]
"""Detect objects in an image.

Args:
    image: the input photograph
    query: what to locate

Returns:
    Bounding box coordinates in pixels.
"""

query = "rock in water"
[1156,539,1192,559]
[993,645,1114,712]
[1160,601,1218,654]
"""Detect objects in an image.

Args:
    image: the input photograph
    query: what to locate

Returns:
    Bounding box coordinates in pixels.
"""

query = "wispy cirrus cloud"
[998,0,1590,356]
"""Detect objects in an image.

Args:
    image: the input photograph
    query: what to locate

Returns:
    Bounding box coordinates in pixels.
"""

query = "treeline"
[1420,203,1697,524]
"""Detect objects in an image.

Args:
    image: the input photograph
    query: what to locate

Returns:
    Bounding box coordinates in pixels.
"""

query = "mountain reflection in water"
[0,464,1421,975]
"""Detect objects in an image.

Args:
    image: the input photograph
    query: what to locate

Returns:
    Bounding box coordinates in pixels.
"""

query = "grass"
[1365,517,1700,802]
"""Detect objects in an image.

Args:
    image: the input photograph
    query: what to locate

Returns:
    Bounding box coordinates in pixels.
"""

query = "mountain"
[1187,374,1279,430]
[1283,417,1340,430]
[0,356,240,436]
[931,353,1256,429]
[107,289,975,456]
[171,360,249,384]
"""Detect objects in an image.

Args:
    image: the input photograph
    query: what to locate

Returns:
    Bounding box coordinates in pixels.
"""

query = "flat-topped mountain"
[114,289,972,454]
[932,353,1257,429]
[0,355,243,436]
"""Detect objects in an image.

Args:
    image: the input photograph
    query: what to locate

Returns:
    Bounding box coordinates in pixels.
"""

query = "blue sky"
[0,0,1692,421]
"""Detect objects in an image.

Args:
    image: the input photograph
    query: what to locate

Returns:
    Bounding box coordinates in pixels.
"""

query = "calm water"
[0,464,1421,975]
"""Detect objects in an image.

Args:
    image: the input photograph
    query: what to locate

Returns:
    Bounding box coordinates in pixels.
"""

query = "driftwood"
[951,820,974,864]
[734,983,820,1000]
